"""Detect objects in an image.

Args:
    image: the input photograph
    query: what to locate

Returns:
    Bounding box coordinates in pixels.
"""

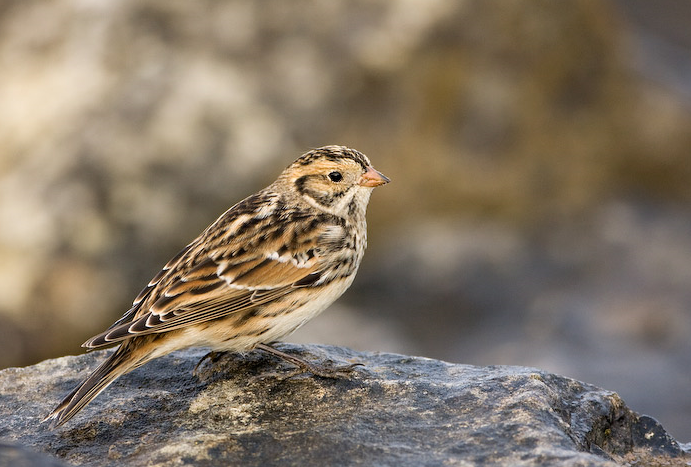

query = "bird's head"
[278,146,390,217]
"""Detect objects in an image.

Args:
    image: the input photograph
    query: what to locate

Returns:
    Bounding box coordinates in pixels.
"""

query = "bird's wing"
[83,249,323,348]
[83,197,341,349]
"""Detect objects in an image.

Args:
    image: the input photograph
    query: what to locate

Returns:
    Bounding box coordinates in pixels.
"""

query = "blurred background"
[1,0,691,440]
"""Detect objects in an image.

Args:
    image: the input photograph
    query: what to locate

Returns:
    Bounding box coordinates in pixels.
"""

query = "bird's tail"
[43,344,146,428]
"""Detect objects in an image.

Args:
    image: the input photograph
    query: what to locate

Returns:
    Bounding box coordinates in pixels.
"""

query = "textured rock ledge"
[0,345,688,466]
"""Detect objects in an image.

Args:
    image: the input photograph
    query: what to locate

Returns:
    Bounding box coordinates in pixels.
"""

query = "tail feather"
[43,346,144,428]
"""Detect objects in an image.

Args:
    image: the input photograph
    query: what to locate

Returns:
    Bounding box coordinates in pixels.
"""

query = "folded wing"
[83,247,322,349]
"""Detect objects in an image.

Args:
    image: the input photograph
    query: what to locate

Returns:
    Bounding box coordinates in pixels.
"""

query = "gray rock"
[0,441,70,467]
[0,344,687,466]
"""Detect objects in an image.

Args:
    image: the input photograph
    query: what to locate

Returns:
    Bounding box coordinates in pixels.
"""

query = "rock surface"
[0,345,687,466]
[0,442,69,467]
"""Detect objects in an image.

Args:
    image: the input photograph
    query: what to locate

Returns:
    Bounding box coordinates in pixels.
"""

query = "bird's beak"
[359,166,391,187]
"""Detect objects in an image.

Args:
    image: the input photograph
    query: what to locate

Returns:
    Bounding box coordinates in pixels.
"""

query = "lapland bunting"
[45,145,389,427]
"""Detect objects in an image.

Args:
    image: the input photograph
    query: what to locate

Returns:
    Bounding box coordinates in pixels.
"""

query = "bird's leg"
[193,350,229,376]
[255,343,363,379]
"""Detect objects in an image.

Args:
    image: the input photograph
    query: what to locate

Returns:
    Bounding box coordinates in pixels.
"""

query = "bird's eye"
[328,171,343,182]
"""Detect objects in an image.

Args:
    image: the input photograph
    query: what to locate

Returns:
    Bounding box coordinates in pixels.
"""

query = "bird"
[44,145,389,428]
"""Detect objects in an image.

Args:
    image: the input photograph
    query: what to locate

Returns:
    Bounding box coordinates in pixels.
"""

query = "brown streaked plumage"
[44,145,389,428]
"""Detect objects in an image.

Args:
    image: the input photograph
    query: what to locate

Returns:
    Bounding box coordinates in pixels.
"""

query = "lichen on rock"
[0,344,688,466]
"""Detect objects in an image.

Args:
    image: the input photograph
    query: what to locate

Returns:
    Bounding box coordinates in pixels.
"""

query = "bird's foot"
[193,350,230,377]
[255,343,363,379]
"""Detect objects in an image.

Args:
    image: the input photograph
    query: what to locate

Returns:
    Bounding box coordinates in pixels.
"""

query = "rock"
[0,345,687,466]
[0,442,70,467]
